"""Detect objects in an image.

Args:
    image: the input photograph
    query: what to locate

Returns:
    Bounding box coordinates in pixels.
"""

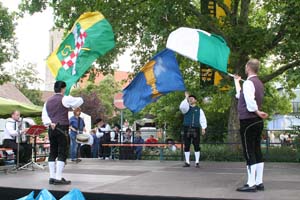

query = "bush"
[138,144,300,162]
[263,146,298,162]
[201,144,244,161]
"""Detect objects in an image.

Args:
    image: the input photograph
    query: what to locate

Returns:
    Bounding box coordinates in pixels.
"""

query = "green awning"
[0,97,42,118]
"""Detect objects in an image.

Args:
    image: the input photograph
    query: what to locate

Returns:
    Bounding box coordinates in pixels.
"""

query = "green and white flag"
[47,11,115,94]
[166,27,230,73]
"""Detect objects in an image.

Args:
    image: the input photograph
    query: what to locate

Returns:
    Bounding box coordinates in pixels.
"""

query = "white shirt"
[110,131,121,142]
[235,75,258,112]
[121,134,133,143]
[179,99,207,129]
[3,118,25,140]
[95,124,111,138]
[42,94,83,125]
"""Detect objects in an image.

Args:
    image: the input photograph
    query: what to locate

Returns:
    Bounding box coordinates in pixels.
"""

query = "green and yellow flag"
[47,11,115,94]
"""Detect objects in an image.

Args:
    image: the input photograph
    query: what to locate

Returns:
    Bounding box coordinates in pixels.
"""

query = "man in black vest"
[234,59,268,192]
[179,92,207,168]
[42,81,83,185]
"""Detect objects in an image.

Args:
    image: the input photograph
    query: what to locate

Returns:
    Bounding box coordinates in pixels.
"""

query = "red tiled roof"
[79,70,131,89]
[41,91,55,103]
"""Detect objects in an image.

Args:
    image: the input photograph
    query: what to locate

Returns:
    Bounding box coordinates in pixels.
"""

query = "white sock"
[247,164,257,187]
[195,151,200,164]
[55,161,65,180]
[184,152,190,164]
[256,162,264,185]
[48,161,56,179]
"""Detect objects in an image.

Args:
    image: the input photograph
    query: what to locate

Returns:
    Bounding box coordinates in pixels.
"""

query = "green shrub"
[263,146,298,162]
[139,144,300,162]
[201,144,244,161]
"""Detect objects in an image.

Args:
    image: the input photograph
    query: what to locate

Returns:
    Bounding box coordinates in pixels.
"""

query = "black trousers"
[3,139,32,163]
[240,117,264,166]
[183,126,200,152]
[48,125,69,162]
[80,145,91,158]
[99,140,111,158]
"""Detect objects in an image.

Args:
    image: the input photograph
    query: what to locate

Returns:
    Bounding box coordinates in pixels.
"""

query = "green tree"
[12,63,43,106]
[0,3,17,84]
[20,0,300,142]
[71,72,121,120]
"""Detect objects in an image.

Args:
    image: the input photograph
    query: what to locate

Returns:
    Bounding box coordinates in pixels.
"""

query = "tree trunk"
[227,97,241,150]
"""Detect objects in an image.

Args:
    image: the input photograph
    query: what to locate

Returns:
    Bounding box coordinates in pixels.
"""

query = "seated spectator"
[111,124,121,144]
[110,124,121,159]
[145,135,158,151]
[286,134,293,146]
[166,139,177,152]
[120,128,134,160]
[145,135,158,144]
[134,131,144,160]
[122,128,133,143]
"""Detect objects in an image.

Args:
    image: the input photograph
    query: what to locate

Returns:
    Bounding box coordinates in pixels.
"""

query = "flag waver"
[123,49,185,113]
[47,12,115,94]
[167,27,230,73]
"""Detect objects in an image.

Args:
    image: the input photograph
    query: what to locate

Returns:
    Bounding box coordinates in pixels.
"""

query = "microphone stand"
[15,117,23,170]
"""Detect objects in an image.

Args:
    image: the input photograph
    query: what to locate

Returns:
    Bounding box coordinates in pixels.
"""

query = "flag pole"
[227,72,245,82]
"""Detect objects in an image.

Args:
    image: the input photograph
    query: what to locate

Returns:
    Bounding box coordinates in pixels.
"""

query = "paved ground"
[0,159,299,199]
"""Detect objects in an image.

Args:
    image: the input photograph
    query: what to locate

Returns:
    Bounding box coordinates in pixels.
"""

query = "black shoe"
[236,185,257,192]
[49,178,55,184]
[71,159,81,163]
[50,178,68,185]
[244,183,265,191]
[195,163,200,168]
[256,183,265,191]
[53,178,71,185]
[183,163,190,167]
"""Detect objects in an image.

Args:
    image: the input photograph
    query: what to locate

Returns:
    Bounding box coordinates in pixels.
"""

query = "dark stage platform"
[0,160,299,200]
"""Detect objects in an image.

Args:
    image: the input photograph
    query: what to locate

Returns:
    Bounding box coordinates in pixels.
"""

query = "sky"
[1,0,54,84]
[1,0,132,89]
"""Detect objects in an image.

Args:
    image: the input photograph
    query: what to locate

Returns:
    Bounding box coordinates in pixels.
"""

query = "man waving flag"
[47,11,115,94]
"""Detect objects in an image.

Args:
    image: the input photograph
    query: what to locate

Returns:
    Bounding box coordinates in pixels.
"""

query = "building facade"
[44,29,64,91]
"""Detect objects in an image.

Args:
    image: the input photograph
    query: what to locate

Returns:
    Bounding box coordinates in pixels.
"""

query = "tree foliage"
[71,90,105,123]
[71,72,121,121]
[11,63,43,106]
[19,0,300,140]
[0,3,17,84]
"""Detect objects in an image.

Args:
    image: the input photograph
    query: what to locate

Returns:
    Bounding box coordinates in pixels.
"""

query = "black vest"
[238,76,264,120]
[46,94,69,125]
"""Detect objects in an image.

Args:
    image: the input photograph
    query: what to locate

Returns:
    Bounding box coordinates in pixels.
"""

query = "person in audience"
[69,107,86,163]
[134,130,144,160]
[93,118,111,160]
[2,110,32,166]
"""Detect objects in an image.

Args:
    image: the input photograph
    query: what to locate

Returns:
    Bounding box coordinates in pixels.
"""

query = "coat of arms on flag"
[47,11,115,94]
